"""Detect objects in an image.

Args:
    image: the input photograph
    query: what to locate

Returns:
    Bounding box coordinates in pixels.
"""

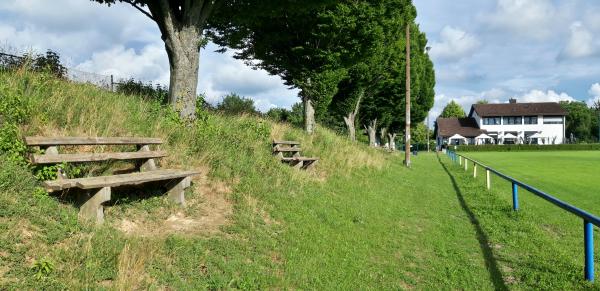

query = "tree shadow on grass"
[437,155,508,291]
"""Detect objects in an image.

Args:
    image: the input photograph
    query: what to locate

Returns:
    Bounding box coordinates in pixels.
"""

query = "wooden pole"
[473,163,477,178]
[404,24,411,167]
[486,169,491,190]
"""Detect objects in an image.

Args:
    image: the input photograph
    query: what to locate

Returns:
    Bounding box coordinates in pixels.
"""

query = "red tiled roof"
[436,118,486,138]
[470,102,567,117]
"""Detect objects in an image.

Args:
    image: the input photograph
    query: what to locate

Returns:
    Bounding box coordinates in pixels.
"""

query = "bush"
[0,50,67,78]
[455,144,600,152]
[217,93,258,115]
[116,78,169,104]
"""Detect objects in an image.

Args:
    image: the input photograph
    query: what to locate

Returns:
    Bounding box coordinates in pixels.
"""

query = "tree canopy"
[440,101,466,118]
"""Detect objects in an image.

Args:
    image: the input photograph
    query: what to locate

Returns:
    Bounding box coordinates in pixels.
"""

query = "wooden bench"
[25,136,200,224]
[272,140,319,170]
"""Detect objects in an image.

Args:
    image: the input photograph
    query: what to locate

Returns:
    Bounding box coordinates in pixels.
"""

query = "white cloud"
[586,83,600,107]
[517,89,575,103]
[559,22,597,60]
[75,44,170,84]
[430,26,480,62]
[483,0,560,39]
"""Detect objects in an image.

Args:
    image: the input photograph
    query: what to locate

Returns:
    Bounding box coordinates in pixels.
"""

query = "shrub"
[217,93,258,115]
[455,144,600,152]
[0,50,67,78]
[116,78,169,104]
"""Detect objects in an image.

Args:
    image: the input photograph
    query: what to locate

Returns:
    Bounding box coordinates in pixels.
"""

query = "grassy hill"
[0,70,598,290]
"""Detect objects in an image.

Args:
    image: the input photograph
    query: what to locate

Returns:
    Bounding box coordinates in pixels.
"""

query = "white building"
[436,99,567,146]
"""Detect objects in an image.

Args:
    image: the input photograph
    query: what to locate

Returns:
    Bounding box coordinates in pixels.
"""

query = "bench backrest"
[25,137,162,146]
[25,137,164,171]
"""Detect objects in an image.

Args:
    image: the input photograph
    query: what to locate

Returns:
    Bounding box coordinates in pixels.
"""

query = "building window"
[524,116,538,124]
[483,117,501,125]
[503,116,522,125]
[543,116,563,124]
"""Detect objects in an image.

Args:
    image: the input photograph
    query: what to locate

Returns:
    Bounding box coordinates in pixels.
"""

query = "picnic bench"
[25,136,200,224]
[272,140,319,170]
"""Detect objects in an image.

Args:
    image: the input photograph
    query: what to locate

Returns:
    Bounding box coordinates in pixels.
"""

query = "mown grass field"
[452,151,600,289]
[1,71,599,289]
[464,151,600,213]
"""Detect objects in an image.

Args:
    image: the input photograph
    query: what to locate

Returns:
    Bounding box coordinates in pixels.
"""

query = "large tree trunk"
[365,119,377,147]
[165,26,201,119]
[388,133,397,151]
[144,0,217,120]
[343,89,365,141]
[304,97,316,134]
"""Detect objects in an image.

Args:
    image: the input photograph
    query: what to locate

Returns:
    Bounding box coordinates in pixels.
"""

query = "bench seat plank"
[273,140,300,146]
[31,151,167,164]
[281,157,319,162]
[273,146,302,153]
[44,169,200,191]
[25,136,162,146]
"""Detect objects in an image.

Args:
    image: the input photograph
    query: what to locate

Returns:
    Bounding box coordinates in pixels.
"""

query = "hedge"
[454,144,600,152]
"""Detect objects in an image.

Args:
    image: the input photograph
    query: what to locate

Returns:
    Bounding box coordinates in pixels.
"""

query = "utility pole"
[427,114,430,152]
[404,24,411,167]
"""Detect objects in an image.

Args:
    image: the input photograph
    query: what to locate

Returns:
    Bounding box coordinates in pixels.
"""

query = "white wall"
[478,115,565,144]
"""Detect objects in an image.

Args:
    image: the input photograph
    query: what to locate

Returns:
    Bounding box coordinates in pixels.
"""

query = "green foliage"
[217,93,258,115]
[456,143,600,152]
[116,78,169,104]
[32,258,55,279]
[0,80,32,165]
[440,100,466,118]
[560,101,599,142]
[0,50,68,78]
[411,123,432,144]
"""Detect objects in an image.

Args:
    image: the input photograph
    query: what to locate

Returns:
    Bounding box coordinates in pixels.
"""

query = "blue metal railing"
[445,149,597,282]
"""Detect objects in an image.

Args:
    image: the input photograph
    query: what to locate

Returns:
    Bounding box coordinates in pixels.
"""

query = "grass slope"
[0,71,598,289]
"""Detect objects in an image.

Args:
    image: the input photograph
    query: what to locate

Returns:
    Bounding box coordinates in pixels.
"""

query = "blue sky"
[1,0,599,125]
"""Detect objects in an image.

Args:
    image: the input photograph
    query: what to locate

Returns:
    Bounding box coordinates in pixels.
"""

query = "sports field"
[464,151,600,214]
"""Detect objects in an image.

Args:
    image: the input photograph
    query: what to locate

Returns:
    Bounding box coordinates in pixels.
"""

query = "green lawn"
[446,150,600,289]
[463,151,600,214]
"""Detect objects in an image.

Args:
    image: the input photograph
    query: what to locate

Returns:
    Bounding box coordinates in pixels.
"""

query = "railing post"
[473,163,477,178]
[585,220,595,282]
[459,156,462,166]
[464,159,468,171]
[486,169,491,190]
[512,182,519,211]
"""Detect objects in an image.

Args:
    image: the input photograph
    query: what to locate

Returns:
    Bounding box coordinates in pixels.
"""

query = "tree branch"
[123,0,156,22]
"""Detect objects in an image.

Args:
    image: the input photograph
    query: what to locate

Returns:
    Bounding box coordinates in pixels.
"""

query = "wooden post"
[473,163,477,178]
[459,156,462,166]
[79,187,111,224]
[486,169,491,190]
[137,144,157,172]
[404,24,411,168]
[167,177,190,206]
[464,159,468,171]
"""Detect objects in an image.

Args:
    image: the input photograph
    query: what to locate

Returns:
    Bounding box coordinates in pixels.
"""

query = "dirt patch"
[117,174,233,237]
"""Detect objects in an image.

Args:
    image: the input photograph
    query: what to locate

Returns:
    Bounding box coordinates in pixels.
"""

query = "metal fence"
[446,150,598,282]
[0,52,134,92]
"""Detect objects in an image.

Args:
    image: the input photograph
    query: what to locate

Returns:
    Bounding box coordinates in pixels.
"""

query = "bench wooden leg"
[304,160,318,170]
[137,145,157,172]
[167,177,191,206]
[292,160,304,169]
[79,187,111,224]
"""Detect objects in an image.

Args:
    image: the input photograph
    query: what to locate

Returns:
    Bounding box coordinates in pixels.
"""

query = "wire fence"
[0,51,140,92]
